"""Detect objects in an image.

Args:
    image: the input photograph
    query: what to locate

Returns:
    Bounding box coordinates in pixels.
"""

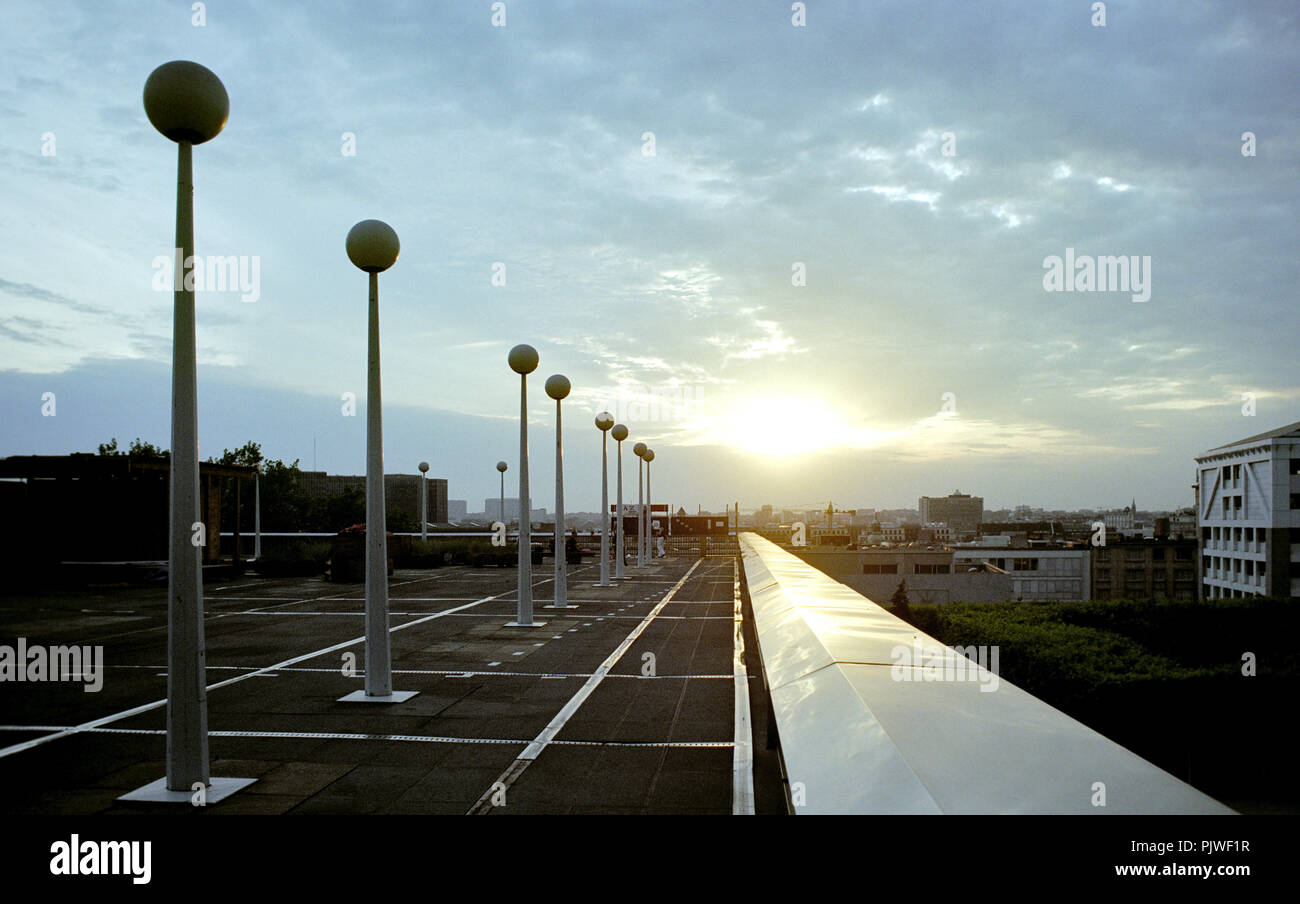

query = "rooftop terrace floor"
[0,555,784,814]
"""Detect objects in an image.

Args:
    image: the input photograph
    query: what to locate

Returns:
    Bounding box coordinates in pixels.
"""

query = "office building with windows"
[951,547,1090,601]
[1195,421,1300,600]
[1091,537,1198,601]
[918,492,983,537]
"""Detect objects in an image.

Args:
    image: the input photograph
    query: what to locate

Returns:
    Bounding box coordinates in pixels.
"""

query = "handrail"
[739,532,1233,815]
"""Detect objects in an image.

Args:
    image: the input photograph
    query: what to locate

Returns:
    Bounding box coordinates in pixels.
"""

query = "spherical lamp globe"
[545,374,571,401]
[346,219,400,272]
[508,344,539,375]
[143,60,229,145]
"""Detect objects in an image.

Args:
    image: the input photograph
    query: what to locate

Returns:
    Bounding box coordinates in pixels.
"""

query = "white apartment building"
[1195,421,1300,600]
[952,547,1091,601]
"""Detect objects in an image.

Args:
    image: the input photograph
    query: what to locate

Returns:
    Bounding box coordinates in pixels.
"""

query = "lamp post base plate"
[504,620,548,627]
[337,690,420,704]
[119,776,256,804]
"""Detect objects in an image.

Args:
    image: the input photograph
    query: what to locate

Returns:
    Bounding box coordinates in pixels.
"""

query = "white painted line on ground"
[0,725,732,749]
[96,664,733,679]
[0,591,508,763]
[468,558,704,815]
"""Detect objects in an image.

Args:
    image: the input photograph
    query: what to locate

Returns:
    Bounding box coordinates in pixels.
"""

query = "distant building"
[810,525,853,546]
[918,492,983,537]
[1195,420,1300,600]
[1091,537,1197,602]
[297,470,447,523]
[448,499,468,520]
[485,497,547,522]
[952,547,1090,601]
[918,523,953,543]
[794,547,1013,604]
[1101,500,1137,532]
[1168,507,1197,539]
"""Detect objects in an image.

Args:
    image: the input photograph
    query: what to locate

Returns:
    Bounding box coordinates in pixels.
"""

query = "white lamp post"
[644,448,655,560]
[496,460,507,526]
[418,461,429,541]
[545,375,575,609]
[338,218,416,704]
[594,412,613,586]
[507,344,544,627]
[612,424,628,579]
[633,442,647,568]
[122,60,254,803]
[253,462,262,561]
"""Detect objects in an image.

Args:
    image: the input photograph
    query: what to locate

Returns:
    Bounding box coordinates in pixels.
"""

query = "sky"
[1,0,1297,514]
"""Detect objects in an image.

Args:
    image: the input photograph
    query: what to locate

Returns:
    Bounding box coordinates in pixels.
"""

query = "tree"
[211,440,263,468]
[97,437,168,460]
[890,579,912,618]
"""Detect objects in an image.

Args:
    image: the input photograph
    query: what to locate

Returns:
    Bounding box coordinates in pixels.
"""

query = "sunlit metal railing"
[739,532,1233,815]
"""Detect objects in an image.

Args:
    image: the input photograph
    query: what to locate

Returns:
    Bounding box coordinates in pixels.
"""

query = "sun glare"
[718,396,850,456]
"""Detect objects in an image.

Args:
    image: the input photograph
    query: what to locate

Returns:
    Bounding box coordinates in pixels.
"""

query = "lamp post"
[253,462,262,561]
[612,424,628,578]
[507,344,543,627]
[338,218,416,704]
[594,412,613,586]
[545,375,575,609]
[496,460,507,527]
[633,442,647,567]
[122,60,253,803]
[644,448,655,560]
[418,461,429,541]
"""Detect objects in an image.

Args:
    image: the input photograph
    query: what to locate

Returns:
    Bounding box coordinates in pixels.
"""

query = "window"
[913,563,949,574]
[1202,527,1211,542]
[863,563,897,574]
[1125,568,1145,583]
[1291,494,1300,510]
[1175,569,1195,582]
[1153,568,1166,583]
[1124,549,1145,562]
[1175,547,1193,561]
[1094,548,1108,561]
[1233,464,1241,484]
[1291,459,1300,476]
[1152,548,1165,561]
[1012,558,1038,571]
[1096,568,1110,581]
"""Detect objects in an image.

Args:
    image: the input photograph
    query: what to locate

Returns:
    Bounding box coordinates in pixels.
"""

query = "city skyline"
[2,2,1297,514]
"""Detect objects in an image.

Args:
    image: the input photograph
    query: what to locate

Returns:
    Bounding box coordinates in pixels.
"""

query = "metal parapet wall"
[738,532,1234,815]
